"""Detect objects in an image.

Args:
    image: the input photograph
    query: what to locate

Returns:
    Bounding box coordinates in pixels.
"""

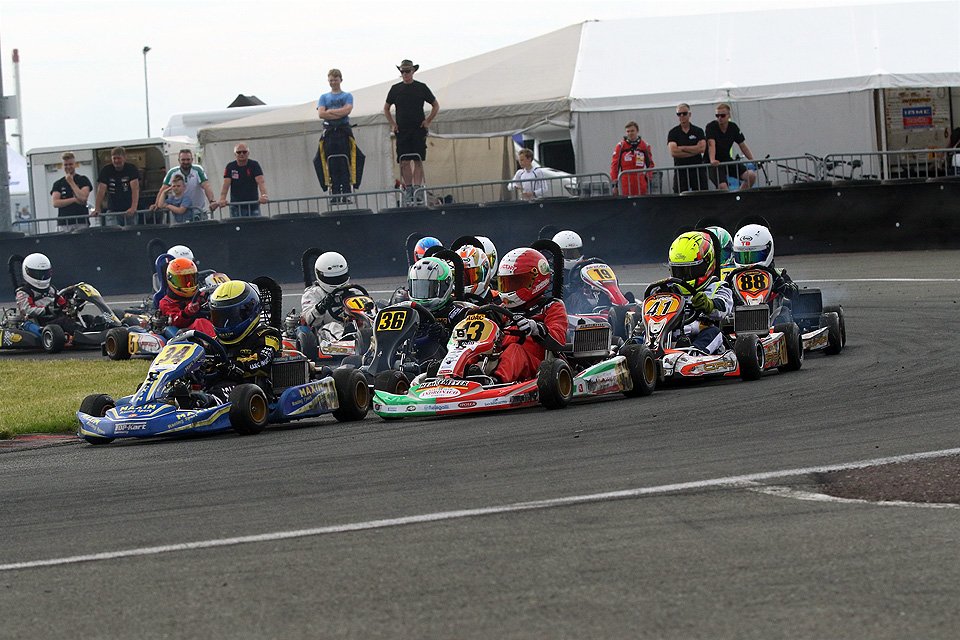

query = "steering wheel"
[170,329,229,369]
[644,277,700,325]
[470,304,528,343]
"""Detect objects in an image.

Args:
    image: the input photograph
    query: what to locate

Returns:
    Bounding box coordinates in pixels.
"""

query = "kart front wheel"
[229,384,269,435]
[42,324,66,354]
[538,358,574,410]
[333,367,370,422]
[79,394,116,445]
[734,333,764,381]
[104,327,131,360]
[374,369,410,395]
[622,344,657,397]
[822,305,845,354]
[774,322,804,372]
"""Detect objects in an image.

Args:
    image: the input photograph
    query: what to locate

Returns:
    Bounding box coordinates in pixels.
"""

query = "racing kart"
[372,304,656,419]
[563,258,639,339]
[77,328,370,445]
[783,284,845,355]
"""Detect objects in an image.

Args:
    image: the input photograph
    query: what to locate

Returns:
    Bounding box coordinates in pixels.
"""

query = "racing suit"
[494,297,568,383]
[611,137,654,196]
[300,283,367,340]
[413,301,474,364]
[15,284,79,333]
[158,292,215,336]
[209,324,283,402]
[678,279,733,354]
[770,263,799,324]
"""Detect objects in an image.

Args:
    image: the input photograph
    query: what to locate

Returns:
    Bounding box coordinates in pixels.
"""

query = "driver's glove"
[427,322,446,341]
[691,291,715,314]
[314,297,330,316]
[516,317,544,338]
[223,363,245,380]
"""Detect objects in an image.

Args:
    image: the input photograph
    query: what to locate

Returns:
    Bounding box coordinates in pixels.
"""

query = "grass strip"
[0,358,151,438]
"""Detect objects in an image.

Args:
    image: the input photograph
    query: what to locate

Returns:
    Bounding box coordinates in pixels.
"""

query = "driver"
[491,247,567,383]
[14,252,79,334]
[158,257,216,335]
[300,251,366,341]
[732,224,798,301]
[209,280,282,390]
[407,256,474,362]
[457,244,500,304]
[553,229,632,314]
[666,231,733,354]
[706,226,736,280]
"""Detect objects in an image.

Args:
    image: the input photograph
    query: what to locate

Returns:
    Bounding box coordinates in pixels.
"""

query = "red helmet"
[496,248,552,309]
[166,257,198,297]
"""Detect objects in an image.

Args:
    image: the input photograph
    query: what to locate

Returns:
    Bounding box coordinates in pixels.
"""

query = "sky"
[0,0,930,154]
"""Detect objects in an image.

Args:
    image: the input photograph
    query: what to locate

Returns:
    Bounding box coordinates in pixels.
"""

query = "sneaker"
[465,364,485,378]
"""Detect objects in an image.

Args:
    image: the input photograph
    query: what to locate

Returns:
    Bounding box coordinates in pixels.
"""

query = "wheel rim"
[755,342,765,368]
[354,379,371,405]
[105,334,118,355]
[642,355,657,385]
[558,367,574,398]
[42,331,51,348]
[249,394,267,423]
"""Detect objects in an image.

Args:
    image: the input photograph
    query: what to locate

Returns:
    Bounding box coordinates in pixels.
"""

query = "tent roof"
[201,1,960,142]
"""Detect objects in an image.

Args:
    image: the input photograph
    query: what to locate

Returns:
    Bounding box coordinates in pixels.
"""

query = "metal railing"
[410,172,612,208]
[823,148,960,182]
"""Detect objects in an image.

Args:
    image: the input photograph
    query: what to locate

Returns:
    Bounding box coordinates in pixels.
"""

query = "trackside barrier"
[411,172,613,208]
[617,155,826,194]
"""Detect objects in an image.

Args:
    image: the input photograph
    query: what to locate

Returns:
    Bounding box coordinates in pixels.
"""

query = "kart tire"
[333,367,370,422]
[823,304,846,350]
[607,305,628,339]
[104,327,131,360]
[774,322,804,372]
[121,316,142,327]
[622,344,657,397]
[374,369,410,395]
[538,358,574,410]
[734,333,764,381]
[296,328,320,365]
[42,324,66,354]
[821,311,843,355]
[79,394,116,445]
[229,384,269,436]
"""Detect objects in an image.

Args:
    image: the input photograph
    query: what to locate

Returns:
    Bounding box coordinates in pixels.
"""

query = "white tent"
[200,1,960,199]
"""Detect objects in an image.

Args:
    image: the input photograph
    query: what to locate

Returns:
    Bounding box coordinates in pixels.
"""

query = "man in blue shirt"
[315,68,362,204]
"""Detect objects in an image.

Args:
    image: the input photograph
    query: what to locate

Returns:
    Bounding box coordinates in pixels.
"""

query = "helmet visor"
[319,271,350,287]
[561,247,582,263]
[168,271,196,293]
[734,247,770,266]
[25,266,52,283]
[210,304,245,331]
[462,264,485,287]
[498,271,536,294]
[670,261,710,284]
[719,245,733,266]
[409,278,443,301]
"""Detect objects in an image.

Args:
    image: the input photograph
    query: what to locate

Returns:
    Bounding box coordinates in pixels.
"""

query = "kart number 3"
[377,310,409,331]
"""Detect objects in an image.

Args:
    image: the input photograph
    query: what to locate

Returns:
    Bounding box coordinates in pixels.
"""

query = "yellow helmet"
[668,231,716,291]
[209,281,261,344]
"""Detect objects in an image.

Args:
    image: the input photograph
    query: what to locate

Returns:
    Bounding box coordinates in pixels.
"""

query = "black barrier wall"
[2,180,959,300]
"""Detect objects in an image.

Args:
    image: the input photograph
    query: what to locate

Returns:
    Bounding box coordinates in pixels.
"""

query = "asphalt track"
[2,250,960,639]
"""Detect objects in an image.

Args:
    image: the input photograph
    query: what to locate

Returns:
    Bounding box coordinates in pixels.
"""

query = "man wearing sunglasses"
[384,59,440,205]
[706,103,757,190]
[667,104,708,193]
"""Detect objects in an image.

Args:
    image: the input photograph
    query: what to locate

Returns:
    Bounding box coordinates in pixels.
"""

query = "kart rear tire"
[621,344,657,397]
[296,328,320,365]
[333,367,370,422]
[374,369,410,395]
[774,322,804,372]
[229,384,269,435]
[538,358,574,410]
[121,316,142,327]
[734,333,764,381]
[79,394,116,445]
[823,305,846,352]
[42,324,66,354]
[105,327,131,360]
[607,305,628,339]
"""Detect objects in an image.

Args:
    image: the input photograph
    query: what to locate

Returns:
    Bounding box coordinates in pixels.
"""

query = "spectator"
[509,149,547,200]
[611,121,654,196]
[667,104,708,193]
[153,149,218,218]
[218,143,268,217]
[383,59,440,205]
[947,127,960,176]
[51,152,91,232]
[161,174,199,224]
[314,68,364,204]
[706,103,756,190]
[93,146,140,226]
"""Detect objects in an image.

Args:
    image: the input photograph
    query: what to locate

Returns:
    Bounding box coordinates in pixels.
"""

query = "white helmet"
[552,230,583,270]
[22,253,52,290]
[733,224,775,268]
[475,235,498,276]
[168,245,194,261]
[457,245,490,297]
[314,251,350,295]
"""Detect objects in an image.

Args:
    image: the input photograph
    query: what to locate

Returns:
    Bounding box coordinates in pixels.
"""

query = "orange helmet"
[166,257,198,297]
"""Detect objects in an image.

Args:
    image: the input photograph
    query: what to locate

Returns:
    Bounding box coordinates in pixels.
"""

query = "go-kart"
[563,258,639,339]
[372,304,656,419]
[625,276,802,385]
[782,283,845,355]
[77,329,369,445]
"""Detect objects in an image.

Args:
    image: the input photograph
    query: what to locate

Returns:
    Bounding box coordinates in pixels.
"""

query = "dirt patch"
[815,455,960,504]
[0,434,81,452]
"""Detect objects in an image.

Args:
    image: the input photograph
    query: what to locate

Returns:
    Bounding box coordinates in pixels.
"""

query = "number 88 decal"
[737,271,769,292]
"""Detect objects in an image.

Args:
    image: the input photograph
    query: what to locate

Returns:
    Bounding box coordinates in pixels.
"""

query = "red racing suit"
[494,297,568,383]
[611,137,654,196]
[159,292,215,336]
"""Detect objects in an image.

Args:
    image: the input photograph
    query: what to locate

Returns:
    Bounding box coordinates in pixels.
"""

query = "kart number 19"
[586,266,615,282]
[377,310,409,331]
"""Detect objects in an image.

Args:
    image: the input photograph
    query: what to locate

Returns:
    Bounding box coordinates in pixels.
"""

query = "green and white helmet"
[706,226,734,267]
[408,257,455,311]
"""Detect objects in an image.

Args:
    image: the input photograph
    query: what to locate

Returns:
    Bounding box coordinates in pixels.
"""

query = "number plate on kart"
[151,343,201,369]
[345,296,373,311]
[585,264,617,283]
[643,293,681,319]
[453,317,495,343]
[735,270,772,297]
[377,309,411,331]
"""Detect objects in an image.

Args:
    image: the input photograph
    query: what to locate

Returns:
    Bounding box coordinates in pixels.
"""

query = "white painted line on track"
[620,278,960,288]
[746,484,960,509]
[3,447,959,572]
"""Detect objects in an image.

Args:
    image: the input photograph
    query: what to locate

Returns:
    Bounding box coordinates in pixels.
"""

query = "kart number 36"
[377,309,410,331]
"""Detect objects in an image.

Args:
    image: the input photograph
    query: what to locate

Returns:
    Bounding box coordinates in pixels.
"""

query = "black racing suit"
[210,324,283,401]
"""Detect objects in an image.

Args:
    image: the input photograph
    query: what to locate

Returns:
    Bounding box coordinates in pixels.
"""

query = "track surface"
[2,251,959,639]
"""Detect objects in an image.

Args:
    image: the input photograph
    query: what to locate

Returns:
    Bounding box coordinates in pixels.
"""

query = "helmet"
[706,226,734,267]
[476,235,498,275]
[167,245,194,261]
[166,257,198,297]
[552,230,583,270]
[408,257,455,311]
[668,231,716,291]
[314,251,350,295]
[497,247,552,309]
[733,224,775,268]
[413,237,442,262]
[22,253,52,290]
[209,280,261,344]
[457,245,490,296]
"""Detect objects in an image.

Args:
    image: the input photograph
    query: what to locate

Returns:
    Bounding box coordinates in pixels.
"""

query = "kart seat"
[153,254,173,310]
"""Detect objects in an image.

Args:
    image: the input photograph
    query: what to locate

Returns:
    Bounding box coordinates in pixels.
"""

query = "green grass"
[0,359,151,437]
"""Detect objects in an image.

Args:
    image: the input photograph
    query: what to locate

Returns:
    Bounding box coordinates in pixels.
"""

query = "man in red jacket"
[611,121,654,196]
[158,257,216,335]
[492,247,568,383]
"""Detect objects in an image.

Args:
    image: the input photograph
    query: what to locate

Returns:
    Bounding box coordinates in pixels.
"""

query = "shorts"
[396,128,427,163]
[709,162,749,186]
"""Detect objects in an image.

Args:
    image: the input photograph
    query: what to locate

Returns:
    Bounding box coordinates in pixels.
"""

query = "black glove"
[222,363,245,380]
[691,291,715,314]
[427,322,446,341]
[314,298,329,315]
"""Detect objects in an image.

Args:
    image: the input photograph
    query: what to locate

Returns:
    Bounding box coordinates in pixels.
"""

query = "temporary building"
[199,1,960,200]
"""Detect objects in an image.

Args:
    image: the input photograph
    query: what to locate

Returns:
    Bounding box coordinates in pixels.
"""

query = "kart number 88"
[736,271,770,293]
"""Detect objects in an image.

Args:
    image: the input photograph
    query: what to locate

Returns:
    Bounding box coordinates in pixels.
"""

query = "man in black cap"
[383,59,439,205]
